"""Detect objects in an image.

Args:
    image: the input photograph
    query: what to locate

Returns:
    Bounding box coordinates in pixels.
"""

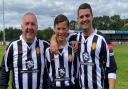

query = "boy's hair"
[77,3,93,16]
[54,14,69,27]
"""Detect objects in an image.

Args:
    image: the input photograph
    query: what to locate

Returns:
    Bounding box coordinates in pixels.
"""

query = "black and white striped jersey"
[0,35,49,89]
[45,42,78,87]
[75,31,117,89]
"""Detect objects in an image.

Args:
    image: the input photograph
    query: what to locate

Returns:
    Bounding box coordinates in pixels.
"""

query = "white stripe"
[4,45,10,72]
[32,45,37,89]
[55,54,60,86]
[95,37,102,89]
[13,41,19,89]
[64,47,69,86]
[87,35,93,89]
[80,38,85,89]
[40,40,45,88]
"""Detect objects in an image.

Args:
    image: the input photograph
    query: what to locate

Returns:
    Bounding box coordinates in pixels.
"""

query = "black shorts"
[52,85,75,89]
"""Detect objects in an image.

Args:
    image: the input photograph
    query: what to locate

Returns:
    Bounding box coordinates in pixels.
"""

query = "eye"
[25,22,29,25]
[31,22,36,26]
[79,15,84,19]
[86,14,90,18]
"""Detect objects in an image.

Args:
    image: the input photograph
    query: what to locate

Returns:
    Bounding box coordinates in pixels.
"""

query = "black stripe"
[17,40,23,89]
[59,52,65,86]
[99,40,107,88]
[27,47,32,89]
[77,32,82,88]
[68,46,72,85]
[36,40,41,89]
[7,44,16,88]
[83,41,88,89]
[91,35,98,89]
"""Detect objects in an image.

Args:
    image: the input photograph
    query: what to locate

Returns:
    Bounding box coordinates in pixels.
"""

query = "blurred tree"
[37,27,53,41]
[69,20,78,30]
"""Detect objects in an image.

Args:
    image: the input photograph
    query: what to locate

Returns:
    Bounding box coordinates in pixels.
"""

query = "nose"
[28,23,33,29]
[83,16,87,21]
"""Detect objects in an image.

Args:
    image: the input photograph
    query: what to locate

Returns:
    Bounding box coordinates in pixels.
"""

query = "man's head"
[77,3,93,31]
[54,14,69,42]
[21,12,38,43]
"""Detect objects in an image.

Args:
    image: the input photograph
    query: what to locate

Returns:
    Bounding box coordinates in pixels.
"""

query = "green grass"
[113,45,128,89]
[0,45,6,63]
[0,45,128,89]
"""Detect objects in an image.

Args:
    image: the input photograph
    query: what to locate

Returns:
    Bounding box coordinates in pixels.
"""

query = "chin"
[58,38,64,42]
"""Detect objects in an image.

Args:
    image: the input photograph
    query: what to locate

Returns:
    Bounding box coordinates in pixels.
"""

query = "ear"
[53,27,56,32]
[77,18,79,25]
[21,25,23,31]
[36,24,38,29]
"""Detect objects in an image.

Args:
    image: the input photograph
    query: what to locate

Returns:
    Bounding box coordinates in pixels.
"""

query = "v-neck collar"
[20,35,37,49]
[81,31,95,43]
[58,42,69,56]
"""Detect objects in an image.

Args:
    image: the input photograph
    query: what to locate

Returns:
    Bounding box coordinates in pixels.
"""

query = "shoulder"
[38,38,50,47]
[96,30,110,43]
[6,39,21,50]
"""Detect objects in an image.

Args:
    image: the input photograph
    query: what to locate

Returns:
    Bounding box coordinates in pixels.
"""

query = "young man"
[0,12,49,89]
[46,14,79,89]
[50,3,117,89]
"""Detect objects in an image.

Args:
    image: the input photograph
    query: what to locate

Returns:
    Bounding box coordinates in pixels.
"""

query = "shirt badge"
[91,42,96,50]
[36,47,40,55]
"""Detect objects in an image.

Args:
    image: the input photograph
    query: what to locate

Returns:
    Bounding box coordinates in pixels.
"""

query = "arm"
[50,34,58,54]
[0,44,13,89]
[100,39,117,89]
[68,33,78,52]
[0,59,10,89]
[109,78,116,89]
[107,42,117,89]
[50,32,78,53]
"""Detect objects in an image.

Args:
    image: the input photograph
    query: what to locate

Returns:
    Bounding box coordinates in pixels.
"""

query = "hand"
[50,40,58,54]
[70,41,78,52]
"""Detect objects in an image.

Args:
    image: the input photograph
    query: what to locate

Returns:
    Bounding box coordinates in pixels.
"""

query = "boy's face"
[54,21,69,42]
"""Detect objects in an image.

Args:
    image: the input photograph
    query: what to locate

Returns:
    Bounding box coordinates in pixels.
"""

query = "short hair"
[77,3,93,16]
[54,14,69,27]
[22,12,37,23]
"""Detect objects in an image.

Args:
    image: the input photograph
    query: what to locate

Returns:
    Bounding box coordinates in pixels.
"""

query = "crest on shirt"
[58,68,65,78]
[91,42,96,50]
[82,52,91,62]
[36,47,40,55]
[68,54,72,62]
[81,52,93,66]
[26,60,34,69]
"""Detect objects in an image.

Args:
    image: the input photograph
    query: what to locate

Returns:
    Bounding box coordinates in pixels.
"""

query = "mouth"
[26,29,34,34]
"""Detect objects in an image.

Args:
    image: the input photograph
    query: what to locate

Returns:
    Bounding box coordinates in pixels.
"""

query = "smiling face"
[77,8,93,31]
[21,13,38,43]
[54,21,69,42]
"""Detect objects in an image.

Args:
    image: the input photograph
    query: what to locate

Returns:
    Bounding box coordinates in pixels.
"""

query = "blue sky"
[0,0,128,30]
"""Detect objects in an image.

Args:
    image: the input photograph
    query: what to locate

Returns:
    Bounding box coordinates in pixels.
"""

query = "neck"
[83,27,94,36]
[22,35,34,43]
[57,39,67,49]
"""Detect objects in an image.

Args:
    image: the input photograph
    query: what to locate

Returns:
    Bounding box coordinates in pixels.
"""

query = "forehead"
[78,9,91,16]
[55,21,68,28]
[23,14,37,23]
